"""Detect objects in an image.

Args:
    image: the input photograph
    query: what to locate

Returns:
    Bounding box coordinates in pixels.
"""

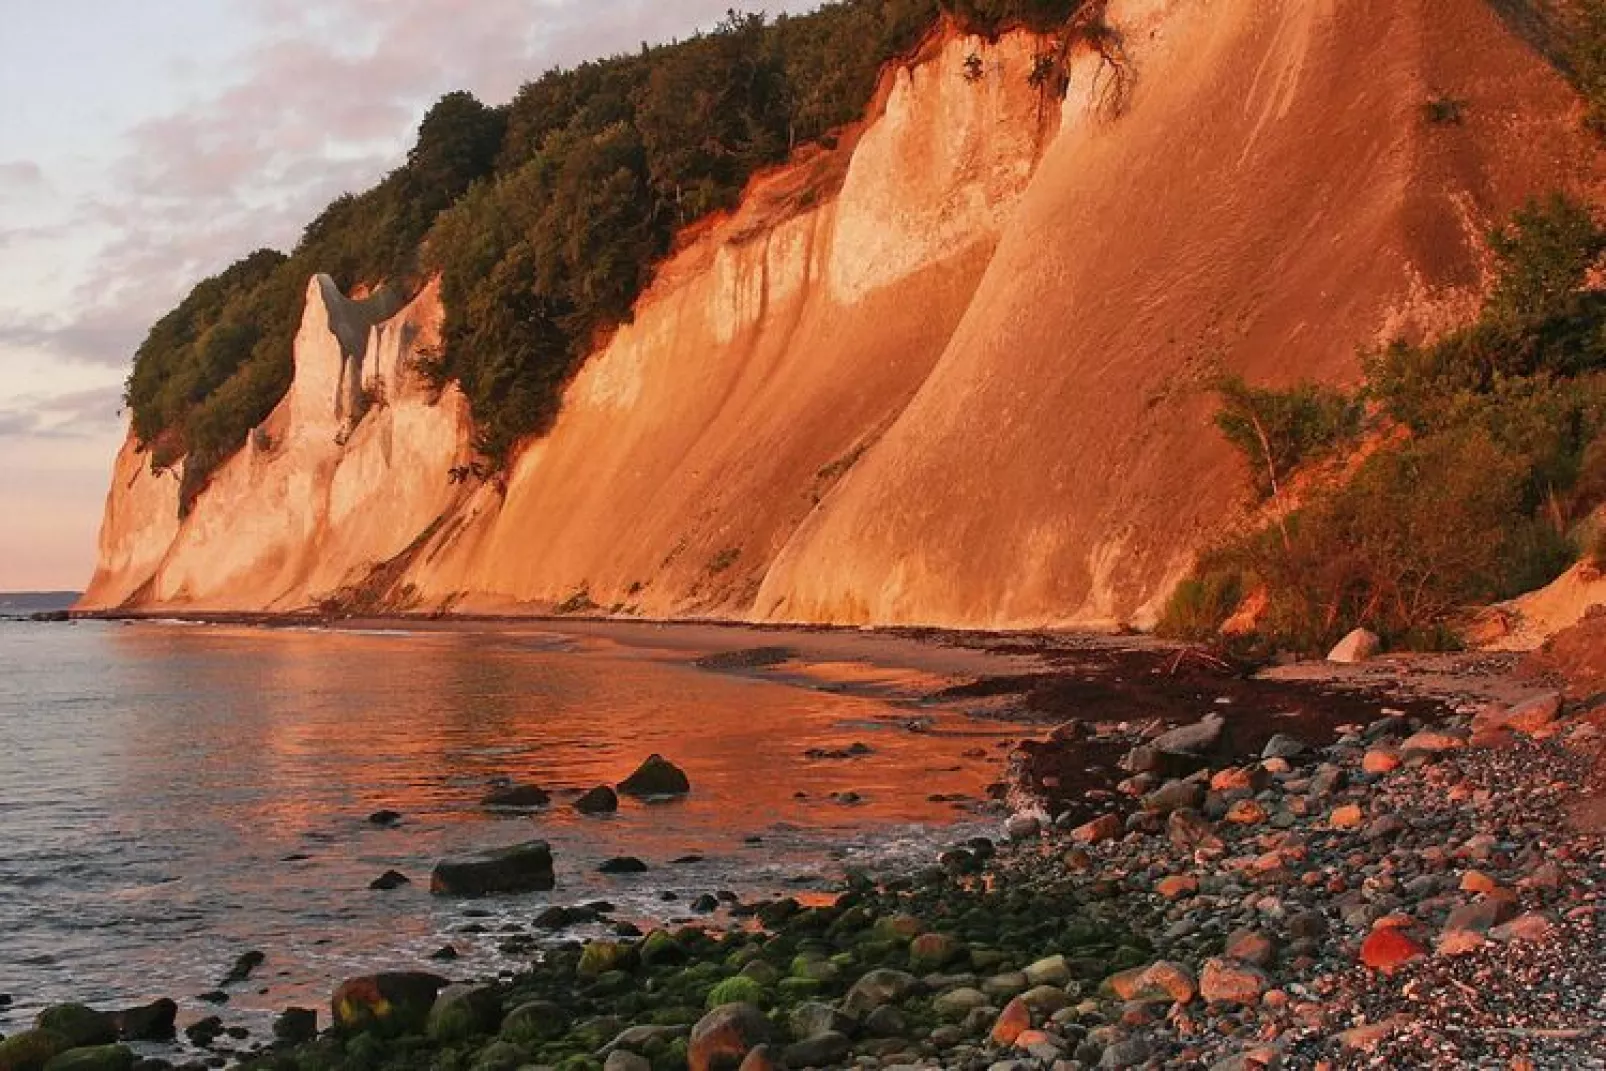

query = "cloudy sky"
[0,0,809,592]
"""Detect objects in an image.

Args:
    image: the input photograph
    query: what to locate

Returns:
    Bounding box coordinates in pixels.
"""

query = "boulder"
[908,932,964,972]
[737,1045,785,1071]
[578,940,638,979]
[790,1001,855,1039]
[604,1052,652,1071]
[598,856,649,874]
[783,1031,852,1067]
[499,1000,569,1044]
[427,984,502,1042]
[369,869,410,891]
[1023,954,1072,988]
[430,841,555,897]
[618,755,691,797]
[34,1006,116,1049]
[1327,628,1381,663]
[1260,733,1307,760]
[111,998,176,1042]
[576,786,620,814]
[481,784,550,808]
[932,987,989,1020]
[331,972,447,1034]
[1142,779,1206,815]
[689,1003,772,1071]
[1152,714,1225,754]
[40,1047,134,1071]
[841,969,918,1019]
[0,1030,71,1071]
[273,1007,318,1045]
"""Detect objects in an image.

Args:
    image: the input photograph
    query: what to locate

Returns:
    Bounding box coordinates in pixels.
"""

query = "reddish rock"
[1329,803,1364,829]
[990,997,1031,1047]
[1072,813,1123,844]
[1199,958,1268,1005]
[690,1003,772,1071]
[1225,799,1269,825]
[1360,927,1426,973]
[1155,874,1199,899]
[1362,749,1401,774]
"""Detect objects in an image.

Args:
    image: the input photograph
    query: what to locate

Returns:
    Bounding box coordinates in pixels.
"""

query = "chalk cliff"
[81,0,1603,631]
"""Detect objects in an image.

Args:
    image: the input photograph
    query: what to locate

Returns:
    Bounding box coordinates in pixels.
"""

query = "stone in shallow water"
[618,754,691,797]
[430,841,554,897]
[575,785,620,814]
[481,783,550,808]
[112,998,177,1042]
[331,972,447,1035]
[273,1007,318,1045]
[35,1004,117,1048]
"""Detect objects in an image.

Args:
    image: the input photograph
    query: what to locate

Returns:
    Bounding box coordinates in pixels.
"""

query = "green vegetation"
[125,0,1094,506]
[1164,195,1606,652]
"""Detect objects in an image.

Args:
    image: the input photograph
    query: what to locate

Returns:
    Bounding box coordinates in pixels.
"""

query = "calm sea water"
[0,619,1007,1036]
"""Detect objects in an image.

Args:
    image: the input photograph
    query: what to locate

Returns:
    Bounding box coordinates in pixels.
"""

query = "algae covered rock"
[0,1030,70,1071]
[41,1046,135,1071]
[705,976,768,1010]
[427,984,502,1042]
[33,1006,115,1049]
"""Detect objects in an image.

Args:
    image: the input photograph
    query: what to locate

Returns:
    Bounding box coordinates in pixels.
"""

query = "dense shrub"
[1212,376,1362,500]
[1164,195,1606,652]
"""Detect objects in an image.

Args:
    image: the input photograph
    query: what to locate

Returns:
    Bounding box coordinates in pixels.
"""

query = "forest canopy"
[122,0,1092,507]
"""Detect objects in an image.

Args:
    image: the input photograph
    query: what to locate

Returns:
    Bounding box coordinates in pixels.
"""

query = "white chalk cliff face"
[81,2,1603,630]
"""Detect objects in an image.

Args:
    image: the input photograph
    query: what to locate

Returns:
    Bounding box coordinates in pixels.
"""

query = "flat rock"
[430,841,554,897]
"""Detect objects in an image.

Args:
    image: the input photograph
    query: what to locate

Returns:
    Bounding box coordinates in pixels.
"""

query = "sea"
[0,611,1012,1038]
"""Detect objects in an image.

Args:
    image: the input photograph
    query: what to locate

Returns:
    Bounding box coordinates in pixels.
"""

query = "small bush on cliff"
[1164,194,1606,652]
[1212,376,1362,501]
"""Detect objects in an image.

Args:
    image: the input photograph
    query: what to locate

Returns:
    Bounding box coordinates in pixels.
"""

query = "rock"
[481,784,550,808]
[367,809,402,826]
[1329,803,1365,829]
[1336,1016,1408,1051]
[600,1024,689,1056]
[604,1052,652,1071]
[932,987,990,1020]
[599,856,649,874]
[1362,748,1401,774]
[1224,799,1268,825]
[576,785,620,813]
[0,1030,71,1071]
[472,1040,527,1071]
[1360,927,1426,973]
[430,840,555,896]
[618,754,691,797]
[1327,628,1380,663]
[784,1030,852,1067]
[1168,809,1221,851]
[1023,954,1072,987]
[1260,733,1306,759]
[40,1047,135,1071]
[184,1016,223,1047]
[427,984,501,1042]
[1072,814,1123,844]
[1400,729,1466,753]
[862,1004,906,1037]
[1142,779,1206,815]
[1155,874,1199,899]
[790,1001,856,1039]
[499,1000,569,1043]
[34,1006,117,1048]
[111,999,176,1042]
[1210,766,1268,793]
[737,1045,785,1071]
[1476,692,1563,735]
[1310,763,1346,796]
[1005,813,1041,840]
[842,970,918,1019]
[331,971,447,1034]
[578,940,638,978]
[222,950,266,984]
[272,1007,318,1045]
[1491,911,1555,943]
[1111,961,1196,1004]
[908,932,963,972]
[1100,1035,1154,1068]
[1152,714,1225,754]
[1019,985,1071,1014]
[369,869,410,890]
[1199,958,1268,1005]
[990,997,1031,1047]
[1223,930,1276,968]
[688,1003,772,1071]
[705,977,768,1010]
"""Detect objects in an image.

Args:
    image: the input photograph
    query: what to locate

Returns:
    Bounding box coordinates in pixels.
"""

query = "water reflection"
[0,621,1010,1034]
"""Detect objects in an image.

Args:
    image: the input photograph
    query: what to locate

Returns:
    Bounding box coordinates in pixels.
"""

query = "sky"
[0,0,808,592]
